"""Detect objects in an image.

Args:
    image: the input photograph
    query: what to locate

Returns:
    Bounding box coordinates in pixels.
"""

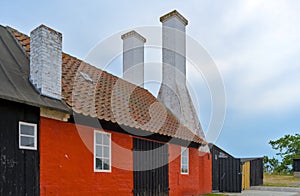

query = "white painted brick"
[158,11,205,141]
[30,25,62,100]
[121,30,146,87]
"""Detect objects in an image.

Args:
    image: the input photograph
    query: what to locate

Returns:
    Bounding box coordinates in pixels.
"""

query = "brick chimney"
[30,25,62,100]
[158,10,205,140]
[121,30,146,87]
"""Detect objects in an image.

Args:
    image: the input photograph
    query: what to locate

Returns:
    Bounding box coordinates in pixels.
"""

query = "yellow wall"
[242,161,250,190]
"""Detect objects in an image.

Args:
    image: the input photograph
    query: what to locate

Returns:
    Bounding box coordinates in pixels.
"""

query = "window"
[19,122,37,150]
[181,147,189,174]
[94,130,111,172]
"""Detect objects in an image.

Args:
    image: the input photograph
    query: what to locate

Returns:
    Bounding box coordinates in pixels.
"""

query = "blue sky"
[2,0,300,158]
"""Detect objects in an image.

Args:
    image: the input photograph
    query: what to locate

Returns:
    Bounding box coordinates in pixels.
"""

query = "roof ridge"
[6,26,30,60]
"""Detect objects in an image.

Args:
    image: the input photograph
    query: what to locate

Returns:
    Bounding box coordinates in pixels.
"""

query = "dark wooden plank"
[250,158,263,186]
[0,99,39,196]
[133,138,169,196]
[219,157,241,192]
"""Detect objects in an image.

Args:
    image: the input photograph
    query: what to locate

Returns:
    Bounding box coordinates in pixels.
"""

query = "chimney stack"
[30,25,62,100]
[158,10,205,140]
[121,30,146,87]
[160,10,188,88]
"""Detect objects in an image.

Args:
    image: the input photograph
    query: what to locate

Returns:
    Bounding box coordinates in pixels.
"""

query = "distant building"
[209,144,263,193]
[293,158,300,177]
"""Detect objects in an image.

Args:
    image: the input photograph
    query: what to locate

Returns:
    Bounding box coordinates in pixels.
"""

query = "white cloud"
[208,0,300,115]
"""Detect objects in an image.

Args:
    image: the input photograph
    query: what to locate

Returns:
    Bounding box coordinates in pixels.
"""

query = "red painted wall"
[169,144,212,195]
[40,117,211,195]
[40,117,133,196]
[199,153,212,194]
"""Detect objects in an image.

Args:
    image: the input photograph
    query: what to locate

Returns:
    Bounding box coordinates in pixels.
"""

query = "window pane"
[182,157,187,164]
[103,134,110,145]
[20,124,35,136]
[103,146,110,158]
[103,159,110,170]
[181,167,188,173]
[21,136,34,147]
[182,164,188,170]
[95,133,102,144]
[95,158,103,170]
[94,131,111,172]
[95,146,103,157]
[181,147,188,174]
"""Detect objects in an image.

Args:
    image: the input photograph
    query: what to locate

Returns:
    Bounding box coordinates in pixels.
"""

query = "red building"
[0,10,212,195]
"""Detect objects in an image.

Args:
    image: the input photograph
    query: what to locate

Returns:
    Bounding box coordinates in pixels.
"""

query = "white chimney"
[121,30,146,87]
[158,10,205,140]
[30,25,62,100]
[160,10,188,88]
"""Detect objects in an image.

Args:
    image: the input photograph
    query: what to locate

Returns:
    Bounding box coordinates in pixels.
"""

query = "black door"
[250,158,264,186]
[219,158,242,193]
[133,138,169,196]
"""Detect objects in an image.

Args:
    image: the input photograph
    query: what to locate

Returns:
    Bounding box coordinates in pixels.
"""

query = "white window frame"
[94,130,111,172]
[19,121,37,150]
[181,147,189,174]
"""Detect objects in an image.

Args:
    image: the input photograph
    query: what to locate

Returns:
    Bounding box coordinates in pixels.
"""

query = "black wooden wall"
[0,99,39,195]
[211,145,242,193]
[211,145,220,191]
[293,158,300,172]
[219,158,242,192]
[250,158,263,186]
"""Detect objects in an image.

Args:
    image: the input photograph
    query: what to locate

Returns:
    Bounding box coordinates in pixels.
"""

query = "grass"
[264,173,300,187]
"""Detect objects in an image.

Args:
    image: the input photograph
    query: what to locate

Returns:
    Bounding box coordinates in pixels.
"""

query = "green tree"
[263,156,279,173]
[268,133,300,174]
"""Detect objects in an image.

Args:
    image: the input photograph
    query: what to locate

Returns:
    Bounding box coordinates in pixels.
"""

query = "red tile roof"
[9,27,206,145]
